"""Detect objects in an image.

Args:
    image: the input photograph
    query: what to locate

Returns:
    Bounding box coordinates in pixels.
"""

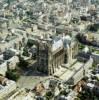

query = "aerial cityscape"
[0,0,99,100]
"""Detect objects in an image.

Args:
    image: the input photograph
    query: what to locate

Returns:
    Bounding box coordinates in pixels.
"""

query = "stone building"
[8,88,34,100]
[0,59,7,76]
[0,76,16,100]
[38,37,65,75]
[29,35,78,75]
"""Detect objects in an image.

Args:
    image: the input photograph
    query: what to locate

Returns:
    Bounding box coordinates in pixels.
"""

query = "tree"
[79,44,85,50]
[23,47,30,57]
[18,55,29,70]
[59,90,68,96]
[6,70,20,81]
[45,91,54,100]
[87,24,99,32]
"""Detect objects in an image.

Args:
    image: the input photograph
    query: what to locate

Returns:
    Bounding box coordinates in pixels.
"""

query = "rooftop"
[8,88,34,100]
[54,61,84,82]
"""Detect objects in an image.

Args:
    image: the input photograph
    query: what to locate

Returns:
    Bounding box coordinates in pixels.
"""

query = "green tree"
[18,56,29,70]
[6,70,20,81]
[23,47,30,57]
[45,91,54,100]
